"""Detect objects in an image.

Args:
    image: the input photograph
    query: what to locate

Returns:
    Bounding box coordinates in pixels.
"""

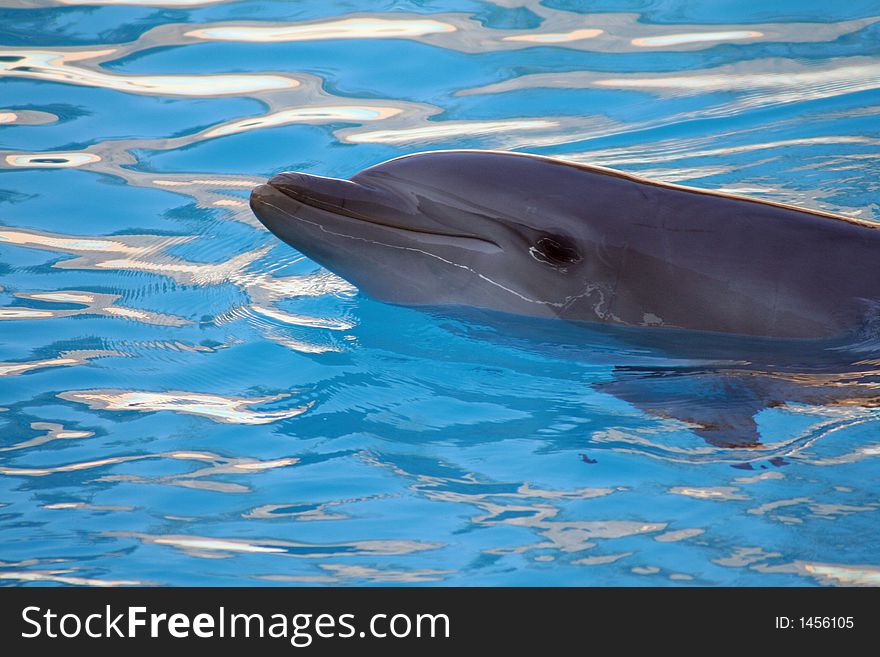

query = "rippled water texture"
[2,0,880,586]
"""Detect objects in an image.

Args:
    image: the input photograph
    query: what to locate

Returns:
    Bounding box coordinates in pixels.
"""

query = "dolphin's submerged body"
[250,150,880,448]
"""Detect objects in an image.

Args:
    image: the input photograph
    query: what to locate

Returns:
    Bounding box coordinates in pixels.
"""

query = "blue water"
[2,0,880,586]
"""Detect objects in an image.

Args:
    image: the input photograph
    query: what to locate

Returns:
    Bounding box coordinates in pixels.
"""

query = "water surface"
[2,0,880,586]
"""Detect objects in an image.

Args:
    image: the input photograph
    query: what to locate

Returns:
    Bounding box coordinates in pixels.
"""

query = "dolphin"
[431,309,880,449]
[250,150,880,448]
[250,149,880,341]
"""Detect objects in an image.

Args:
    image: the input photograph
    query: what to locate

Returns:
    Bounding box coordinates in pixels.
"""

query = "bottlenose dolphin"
[250,149,880,341]
[433,310,880,449]
[250,150,880,448]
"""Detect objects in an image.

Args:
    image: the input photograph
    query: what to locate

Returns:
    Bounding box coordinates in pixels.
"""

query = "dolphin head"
[252,149,880,339]
[250,150,631,319]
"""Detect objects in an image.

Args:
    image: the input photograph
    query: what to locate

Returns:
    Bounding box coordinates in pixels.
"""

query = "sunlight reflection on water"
[0,0,879,587]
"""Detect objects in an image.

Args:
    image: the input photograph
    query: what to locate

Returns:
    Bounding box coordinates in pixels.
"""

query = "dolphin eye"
[531,235,581,267]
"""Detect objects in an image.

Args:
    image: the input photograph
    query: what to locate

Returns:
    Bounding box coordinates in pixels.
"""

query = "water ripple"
[58,389,312,424]
[2,0,879,587]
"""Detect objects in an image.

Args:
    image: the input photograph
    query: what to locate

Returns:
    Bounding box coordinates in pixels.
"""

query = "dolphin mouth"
[266,172,369,222]
[259,172,499,247]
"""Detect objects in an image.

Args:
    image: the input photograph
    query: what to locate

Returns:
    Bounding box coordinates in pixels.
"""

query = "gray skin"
[249,149,880,340]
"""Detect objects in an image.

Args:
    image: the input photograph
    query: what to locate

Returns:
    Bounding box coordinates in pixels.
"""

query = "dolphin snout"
[268,172,379,214]
[267,171,312,198]
[253,169,486,242]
